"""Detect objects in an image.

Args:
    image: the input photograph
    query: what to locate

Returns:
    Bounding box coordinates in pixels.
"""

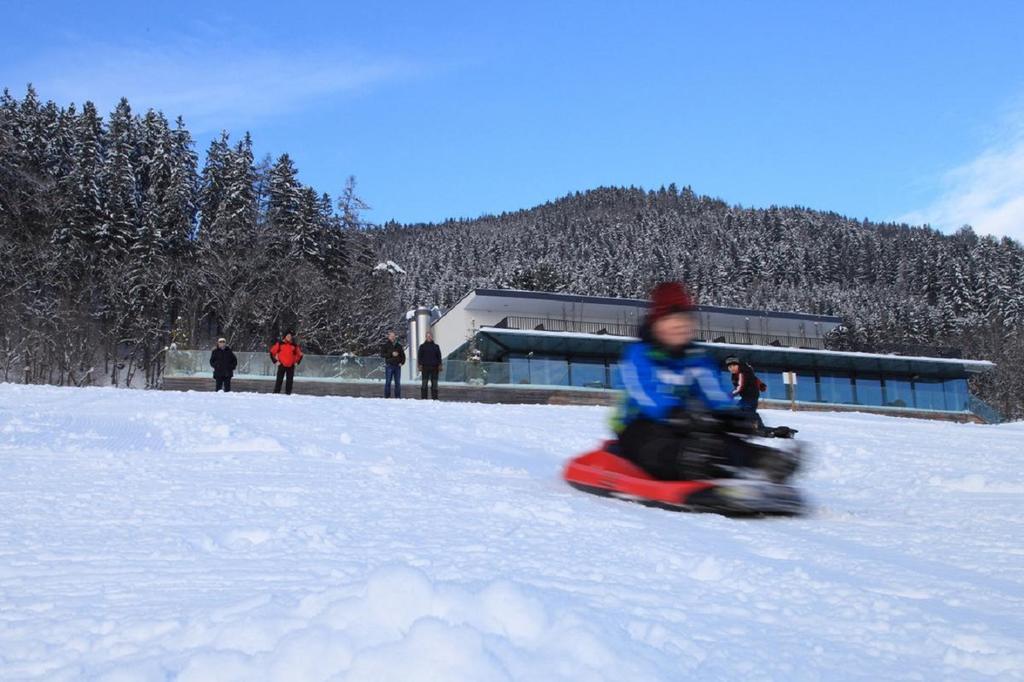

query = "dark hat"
[725,356,741,366]
[648,282,695,323]
[284,329,295,337]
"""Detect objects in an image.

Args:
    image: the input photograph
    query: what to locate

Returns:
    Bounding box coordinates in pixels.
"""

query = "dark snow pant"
[739,398,766,432]
[421,368,439,400]
[619,418,765,480]
[385,364,401,398]
[274,364,295,395]
[215,376,232,392]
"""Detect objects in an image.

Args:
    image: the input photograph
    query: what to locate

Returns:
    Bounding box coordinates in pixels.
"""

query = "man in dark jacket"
[270,330,303,395]
[210,338,238,392]
[418,331,443,400]
[381,330,405,398]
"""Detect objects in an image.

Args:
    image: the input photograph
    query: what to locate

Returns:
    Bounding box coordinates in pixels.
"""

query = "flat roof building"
[422,289,995,421]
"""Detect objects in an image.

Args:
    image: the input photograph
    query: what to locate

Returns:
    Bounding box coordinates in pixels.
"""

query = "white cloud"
[899,111,1024,243]
[9,38,415,132]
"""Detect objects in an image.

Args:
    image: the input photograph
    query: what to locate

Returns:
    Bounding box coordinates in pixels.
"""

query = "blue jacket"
[613,341,736,431]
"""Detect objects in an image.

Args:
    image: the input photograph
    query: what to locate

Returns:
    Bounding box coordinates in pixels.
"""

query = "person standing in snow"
[418,331,443,400]
[209,337,237,392]
[612,282,798,482]
[270,330,303,395]
[381,330,405,398]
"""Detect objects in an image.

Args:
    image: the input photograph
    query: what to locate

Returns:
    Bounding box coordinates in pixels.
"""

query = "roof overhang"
[476,328,632,357]
[700,341,993,378]
[474,328,994,378]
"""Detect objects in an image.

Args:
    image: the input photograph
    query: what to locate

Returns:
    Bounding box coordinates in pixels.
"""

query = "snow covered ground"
[0,384,1022,681]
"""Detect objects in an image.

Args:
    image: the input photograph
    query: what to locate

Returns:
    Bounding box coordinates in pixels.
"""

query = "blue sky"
[3,1,1023,239]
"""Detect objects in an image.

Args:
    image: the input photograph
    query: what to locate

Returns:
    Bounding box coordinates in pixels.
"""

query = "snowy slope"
[0,384,1022,681]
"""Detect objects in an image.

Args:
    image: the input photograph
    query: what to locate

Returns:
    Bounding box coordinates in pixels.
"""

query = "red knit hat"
[648,281,695,322]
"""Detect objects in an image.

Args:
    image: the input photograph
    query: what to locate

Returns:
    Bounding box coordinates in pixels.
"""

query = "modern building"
[418,289,995,420]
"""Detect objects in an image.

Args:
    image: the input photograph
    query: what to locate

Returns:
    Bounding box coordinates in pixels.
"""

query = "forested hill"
[377,186,1024,417]
[1,84,1021,417]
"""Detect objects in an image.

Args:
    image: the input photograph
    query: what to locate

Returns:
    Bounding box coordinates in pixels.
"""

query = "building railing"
[968,395,1005,424]
[493,316,640,337]
[850,342,964,359]
[490,316,827,349]
[697,329,826,350]
[165,350,989,417]
[166,349,390,381]
[165,349,513,386]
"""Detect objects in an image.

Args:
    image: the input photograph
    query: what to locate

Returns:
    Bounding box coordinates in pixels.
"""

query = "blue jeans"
[385,364,402,398]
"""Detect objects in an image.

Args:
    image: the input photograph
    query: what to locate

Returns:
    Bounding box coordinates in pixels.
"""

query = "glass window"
[944,379,969,411]
[530,358,569,386]
[570,359,608,388]
[509,355,532,384]
[758,370,786,401]
[610,363,624,390]
[854,375,883,406]
[794,372,819,402]
[914,379,945,411]
[819,374,854,404]
[507,356,540,382]
[884,378,914,408]
[509,354,571,386]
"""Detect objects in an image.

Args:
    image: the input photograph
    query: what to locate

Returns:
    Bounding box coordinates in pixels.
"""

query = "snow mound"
[171,564,663,682]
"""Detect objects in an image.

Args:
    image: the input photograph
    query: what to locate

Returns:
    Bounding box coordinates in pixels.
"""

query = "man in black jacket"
[418,332,443,400]
[381,330,405,398]
[210,338,238,392]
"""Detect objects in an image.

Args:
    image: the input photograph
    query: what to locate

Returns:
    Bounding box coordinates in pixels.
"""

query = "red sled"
[563,441,806,516]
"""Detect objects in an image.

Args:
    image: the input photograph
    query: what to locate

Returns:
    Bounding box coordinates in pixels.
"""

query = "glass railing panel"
[968,396,1004,424]
[167,351,981,415]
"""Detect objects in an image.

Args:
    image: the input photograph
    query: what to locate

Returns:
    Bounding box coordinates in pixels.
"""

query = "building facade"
[421,289,993,419]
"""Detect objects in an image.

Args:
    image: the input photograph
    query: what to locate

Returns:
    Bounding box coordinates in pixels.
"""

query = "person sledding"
[613,282,800,483]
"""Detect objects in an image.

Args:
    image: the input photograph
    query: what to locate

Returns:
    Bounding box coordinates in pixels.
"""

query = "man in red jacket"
[270,330,303,395]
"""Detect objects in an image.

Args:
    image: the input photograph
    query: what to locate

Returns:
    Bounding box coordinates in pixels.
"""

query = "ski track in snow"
[0,384,1022,681]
